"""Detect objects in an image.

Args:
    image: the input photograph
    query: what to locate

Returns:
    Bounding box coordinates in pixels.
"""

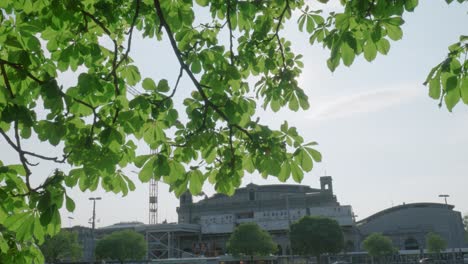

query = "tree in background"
[362,233,395,263]
[464,215,468,243]
[40,230,82,263]
[0,0,466,262]
[95,230,147,264]
[426,232,447,254]
[227,222,277,263]
[290,216,344,264]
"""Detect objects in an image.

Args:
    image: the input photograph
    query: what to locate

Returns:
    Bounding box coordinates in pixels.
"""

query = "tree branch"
[0,128,67,164]
[114,0,141,71]
[81,10,120,96]
[226,0,235,65]
[0,62,14,98]
[0,59,47,85]
[274,0,289,69]
[13,121,32,190]
[153,0,253,141]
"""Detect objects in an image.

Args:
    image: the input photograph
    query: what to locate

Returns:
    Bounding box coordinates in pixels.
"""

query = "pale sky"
[1,1,467,228]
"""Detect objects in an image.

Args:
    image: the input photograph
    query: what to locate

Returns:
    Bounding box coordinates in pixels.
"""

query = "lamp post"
[89,197,101,230]
[67,216,74,228]
[89,197,101,263]
[438,194,449,205]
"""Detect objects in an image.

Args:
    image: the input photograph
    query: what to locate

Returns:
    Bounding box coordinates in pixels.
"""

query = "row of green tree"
[41,214,465,263]
[227,217,450,264]
[40,229,146,264]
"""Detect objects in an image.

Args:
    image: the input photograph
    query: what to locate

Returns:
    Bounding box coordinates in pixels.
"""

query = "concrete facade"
[176,176,356,256]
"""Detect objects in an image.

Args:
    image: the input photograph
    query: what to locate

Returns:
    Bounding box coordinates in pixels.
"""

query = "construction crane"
[127,86,158,225]
[149,150,158,225]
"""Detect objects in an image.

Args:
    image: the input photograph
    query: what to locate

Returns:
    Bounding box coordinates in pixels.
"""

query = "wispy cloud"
[308,84,424,120]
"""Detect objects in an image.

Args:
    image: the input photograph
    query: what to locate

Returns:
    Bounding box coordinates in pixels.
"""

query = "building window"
[249,189,255,201]
[404,237,419,250]
[236,212,254,219]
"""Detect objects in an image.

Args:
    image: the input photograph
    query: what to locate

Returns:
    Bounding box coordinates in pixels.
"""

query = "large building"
[90,176,466,261]
[176,176,356,256]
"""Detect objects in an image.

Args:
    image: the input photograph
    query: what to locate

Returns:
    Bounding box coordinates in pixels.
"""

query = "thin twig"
[0,62,14,98]
[170,67,184,98]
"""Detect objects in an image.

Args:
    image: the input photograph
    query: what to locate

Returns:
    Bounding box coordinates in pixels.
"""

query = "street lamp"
[68,216,74,228]
[89,197,101,263]
[438,194,449,205]
[89,197,102,230]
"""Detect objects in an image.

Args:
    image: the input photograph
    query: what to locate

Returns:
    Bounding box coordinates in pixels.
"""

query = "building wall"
[177,176,357,255]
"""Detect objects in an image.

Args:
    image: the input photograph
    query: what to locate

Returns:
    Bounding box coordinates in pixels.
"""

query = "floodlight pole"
[438,194,449,205]
[89,197,101,231]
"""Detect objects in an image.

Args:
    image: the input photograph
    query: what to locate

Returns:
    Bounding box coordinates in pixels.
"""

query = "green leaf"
[445,86,460,112]
[278,161,290,182]
[340,41,355,66]
[377,38,390,55]
[296,149,313,172]
[33,217,45,244]
[142,78,157,91]
[327,55,340,72]
[139,156,156,182]
[135,154,152,168]
[65,196,76,212]
[305,147,322,162]
[384,24,403,41]
[363,40,377,62]
[290,162,303,182]
[265,157,281,176]
[306,16,315,34]
[288,95,299,111]
[157,79,170,92]
[443,75,458,91]
[404,0,418,11]
[122,65,141,86]
[189,170,204,194]
[195,0,209,6]
[243,155,255,173]
[428,74,441,99]
[191,59,202,74]
[460,76,468,104]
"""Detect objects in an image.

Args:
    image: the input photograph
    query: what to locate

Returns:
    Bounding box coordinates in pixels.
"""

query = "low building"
[357,202,466,251]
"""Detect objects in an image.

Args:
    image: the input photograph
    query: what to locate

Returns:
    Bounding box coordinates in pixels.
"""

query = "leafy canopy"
[425,232,447,254]
[290,216,344,262]
[95,230,147,263]
[226,222,277,259]
[40,230,82,263]
[0,0,466,262]
[362,233,395,258]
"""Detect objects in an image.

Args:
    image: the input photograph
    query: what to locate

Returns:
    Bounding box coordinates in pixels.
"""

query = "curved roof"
[357,203,454,225]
